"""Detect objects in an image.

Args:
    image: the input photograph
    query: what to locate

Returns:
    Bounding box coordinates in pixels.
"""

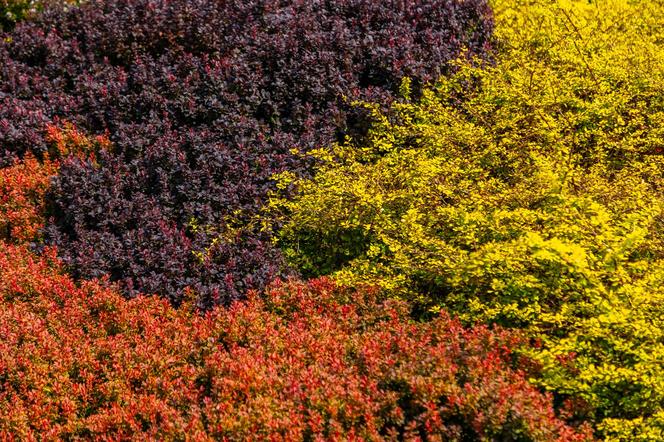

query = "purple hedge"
[0,0,493,307]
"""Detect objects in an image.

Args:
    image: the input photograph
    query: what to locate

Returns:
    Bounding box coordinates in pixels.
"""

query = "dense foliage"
[0,239,592,440]
[273,0,664,438]
[0,123,107,244]
[0,0,493,306]
[0,150,587,439]
[2,0,663,439]
[0,154,55,243]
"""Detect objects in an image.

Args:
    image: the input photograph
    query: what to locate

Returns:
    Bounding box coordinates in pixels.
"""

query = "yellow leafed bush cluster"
[0,0,77,30]
[271,0,664,439]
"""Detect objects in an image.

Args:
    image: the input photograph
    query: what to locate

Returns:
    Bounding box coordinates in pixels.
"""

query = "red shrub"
[0,125,109,245]
[44,121,112,158]
[0,244,592,440]
[0,154,56,243]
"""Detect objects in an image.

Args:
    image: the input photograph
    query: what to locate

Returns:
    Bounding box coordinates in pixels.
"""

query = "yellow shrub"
[271,0,664,438]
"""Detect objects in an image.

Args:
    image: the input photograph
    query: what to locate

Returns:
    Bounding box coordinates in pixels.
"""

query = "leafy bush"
[0,123,106,245]
[0,154,56,243]
[272,0,664,438]
[0,0,494,306]
[0,244,591,440]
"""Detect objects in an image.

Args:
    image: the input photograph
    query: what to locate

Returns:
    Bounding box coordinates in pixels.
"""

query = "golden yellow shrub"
[271,0,664,438]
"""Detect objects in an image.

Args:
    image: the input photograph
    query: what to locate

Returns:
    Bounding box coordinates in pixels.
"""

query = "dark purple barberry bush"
[0,0,493,306]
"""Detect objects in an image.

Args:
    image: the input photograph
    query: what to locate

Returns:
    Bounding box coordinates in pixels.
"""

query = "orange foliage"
[0,123,111,245]
[45,122,111,159]
[0,243,592,440]
[0,155,57,243]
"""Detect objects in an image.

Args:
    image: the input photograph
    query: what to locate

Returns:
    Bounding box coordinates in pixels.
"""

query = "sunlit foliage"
[0,0,493,306]
[273,0,664,438]
[0,242,592,440]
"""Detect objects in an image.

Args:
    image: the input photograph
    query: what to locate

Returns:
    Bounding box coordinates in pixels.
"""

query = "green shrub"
[0,0,74,30]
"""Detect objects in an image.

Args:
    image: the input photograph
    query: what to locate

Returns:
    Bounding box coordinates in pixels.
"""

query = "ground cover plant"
[273,0,664,438]
[0,0,493,307]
